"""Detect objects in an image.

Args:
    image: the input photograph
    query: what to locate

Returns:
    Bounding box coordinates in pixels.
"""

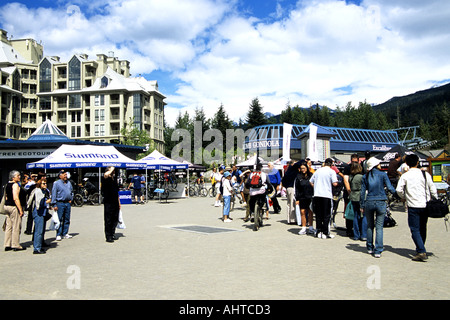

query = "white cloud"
[1,0,450,127]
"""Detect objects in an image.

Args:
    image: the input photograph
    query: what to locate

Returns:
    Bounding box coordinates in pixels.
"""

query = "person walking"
[128,172,144,204]
[27,178,51,254]
[396,154,438,262]
[279,160,299,224]
[3,170,26,251]
[294,161,315,235]
[310,158,338,239]
[102,166,121,243]
[51,170,73,241]
[221,171,233,222]
[346,162,366,241]
[213,166,224,207]
[360,157,397,258]
[267,162,282,214]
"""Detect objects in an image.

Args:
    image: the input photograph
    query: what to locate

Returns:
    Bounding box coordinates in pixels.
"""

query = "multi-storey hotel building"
[0,29,165,152]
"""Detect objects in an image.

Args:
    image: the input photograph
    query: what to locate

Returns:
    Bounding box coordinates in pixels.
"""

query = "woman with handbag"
[396,154,438,262]
[3,170,26,251]
[27,178,52,254]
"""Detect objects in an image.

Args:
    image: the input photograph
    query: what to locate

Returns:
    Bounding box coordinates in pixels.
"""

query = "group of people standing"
[2,166,123,254]
[2,169,73,254]
[276,153,438,261]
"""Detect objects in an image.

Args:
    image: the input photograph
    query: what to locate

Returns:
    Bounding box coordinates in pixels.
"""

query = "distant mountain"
[372,82,450,126]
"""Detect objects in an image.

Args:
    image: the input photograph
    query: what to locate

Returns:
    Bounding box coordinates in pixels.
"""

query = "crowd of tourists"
[1,152,439,262]
[209,153,438,262]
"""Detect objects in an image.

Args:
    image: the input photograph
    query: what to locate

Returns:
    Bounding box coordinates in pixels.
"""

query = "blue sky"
[1,0,450,126]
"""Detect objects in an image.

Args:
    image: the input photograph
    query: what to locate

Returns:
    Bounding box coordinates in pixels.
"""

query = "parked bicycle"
[72,184,100,207]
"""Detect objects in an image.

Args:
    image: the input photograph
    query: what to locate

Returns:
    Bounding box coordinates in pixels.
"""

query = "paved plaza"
[1,191,449,300]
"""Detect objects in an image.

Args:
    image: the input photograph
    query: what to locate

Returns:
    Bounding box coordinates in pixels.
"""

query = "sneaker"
[224,219,232,223]
[374,253,381,258]
[63,234,73,239]
[324,233,335,239]
[411,253,427,262]
[214,201,220,207]
[316,232,323,239]
[298,227,307,235]
[56,236,62,241]
[307,226,316,234]
[367,250,373,254]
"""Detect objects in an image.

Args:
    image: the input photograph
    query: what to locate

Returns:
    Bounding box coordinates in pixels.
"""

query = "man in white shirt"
[396,154,437,262]
[310,158,338,239]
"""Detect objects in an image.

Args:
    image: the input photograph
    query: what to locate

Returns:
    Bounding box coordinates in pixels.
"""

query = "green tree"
[246,97,267,128]
[121,118,155,159]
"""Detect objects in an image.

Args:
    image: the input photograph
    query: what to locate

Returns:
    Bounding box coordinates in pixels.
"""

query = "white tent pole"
[98,167,101,205]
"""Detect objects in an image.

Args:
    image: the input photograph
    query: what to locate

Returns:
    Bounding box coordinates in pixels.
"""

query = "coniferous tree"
[246,97,267,128]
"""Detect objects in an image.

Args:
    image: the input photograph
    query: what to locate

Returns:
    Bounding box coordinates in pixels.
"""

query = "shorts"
[299,198,312,210]
[133,188,142,197]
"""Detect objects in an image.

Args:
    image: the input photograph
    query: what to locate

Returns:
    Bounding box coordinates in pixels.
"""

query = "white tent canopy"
[140,150,188,170]
[235,155,268,168]
[26,144,146,169]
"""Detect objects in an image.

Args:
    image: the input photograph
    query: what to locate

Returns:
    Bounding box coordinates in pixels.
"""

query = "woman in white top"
[222,172,234,222]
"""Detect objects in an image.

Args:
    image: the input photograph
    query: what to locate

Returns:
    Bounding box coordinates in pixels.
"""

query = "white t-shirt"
[222,178,233,196]
[310,166,338,199]
[248,172,267,196]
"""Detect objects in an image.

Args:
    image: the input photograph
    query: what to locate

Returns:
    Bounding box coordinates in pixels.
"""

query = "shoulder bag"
[422,171,448,219]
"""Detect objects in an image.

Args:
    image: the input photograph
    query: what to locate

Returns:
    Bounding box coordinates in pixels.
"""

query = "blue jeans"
[352,201,367,240]
[365,200,386,254]
[407,207,428,253]
[56,202,71,237]
[32,208,46,252]
[223,196,231,217]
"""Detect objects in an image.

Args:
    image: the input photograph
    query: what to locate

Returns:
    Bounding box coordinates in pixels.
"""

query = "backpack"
[250,172,263,188]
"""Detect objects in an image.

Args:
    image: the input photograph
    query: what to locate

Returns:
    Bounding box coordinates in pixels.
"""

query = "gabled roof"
[0,40,30,65]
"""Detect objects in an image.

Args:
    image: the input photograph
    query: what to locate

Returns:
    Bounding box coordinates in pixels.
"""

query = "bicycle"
[250,184,274,231]
[251,193,268,231]
[230,184,244,211]
[73,185,100,206]
[208,183,217,198]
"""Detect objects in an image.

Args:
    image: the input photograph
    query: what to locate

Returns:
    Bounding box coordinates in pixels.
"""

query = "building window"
[68,56,81,91]
[39,97,51,111]
[100,76,109,88]
[94,124,105,136]
[94,109,105,121]
[71,111,82,123]
[68,94,81,109]
[133,93,142,130]
[95,94,105,106]
[71,125,81,138]
[39,58,52,92]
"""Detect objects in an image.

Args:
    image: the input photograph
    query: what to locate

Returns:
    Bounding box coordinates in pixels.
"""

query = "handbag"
[117,210,126,229]
[0,185,7,215]
[422,171,448,219]
[344,201,354,220]
[49,211,60,231]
